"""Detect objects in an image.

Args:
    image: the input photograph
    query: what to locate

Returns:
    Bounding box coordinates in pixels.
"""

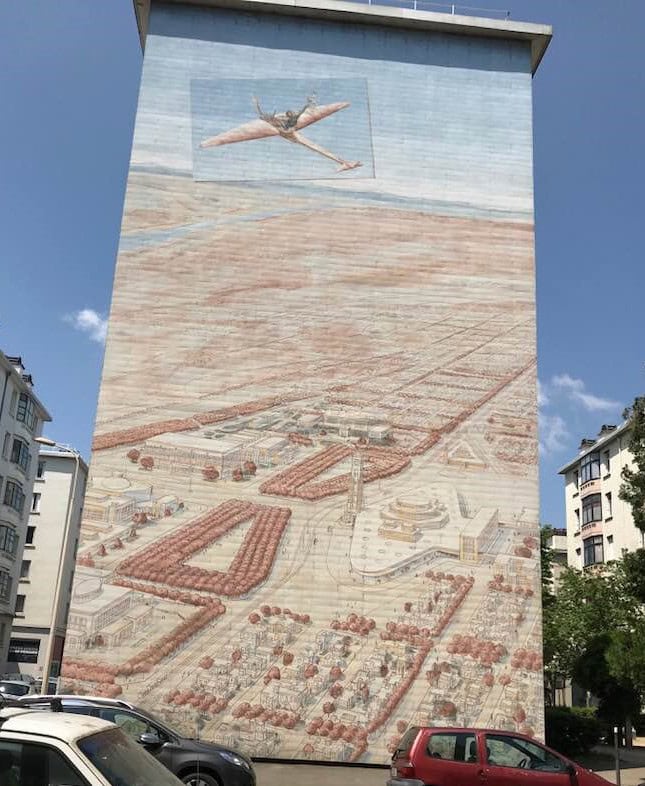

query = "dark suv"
[19,695,255,786]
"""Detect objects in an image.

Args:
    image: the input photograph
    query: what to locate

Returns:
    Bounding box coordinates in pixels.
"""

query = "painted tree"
[126,448,141,463]
[202,465,220,481]
[620,396,645,536]
[140,455,154,471]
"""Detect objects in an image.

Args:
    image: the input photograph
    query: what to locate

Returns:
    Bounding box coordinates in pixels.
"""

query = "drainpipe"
[0,370,10,420]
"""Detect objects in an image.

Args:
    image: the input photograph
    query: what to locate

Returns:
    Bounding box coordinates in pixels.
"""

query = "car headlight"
[220,751,252,771]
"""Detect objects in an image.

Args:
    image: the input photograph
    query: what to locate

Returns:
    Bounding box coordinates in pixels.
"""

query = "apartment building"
[545,527,568,585]
[0,352,51,671]
[9,444,87,686]
[559,422,641,569]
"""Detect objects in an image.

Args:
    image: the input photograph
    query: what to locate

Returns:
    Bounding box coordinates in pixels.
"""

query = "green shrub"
[545,706,603,757]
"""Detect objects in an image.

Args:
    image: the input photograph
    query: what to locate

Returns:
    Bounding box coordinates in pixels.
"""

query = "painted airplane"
[199,95,362,173]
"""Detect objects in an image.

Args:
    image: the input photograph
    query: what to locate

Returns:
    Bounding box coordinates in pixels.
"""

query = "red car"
[389,726,611,786]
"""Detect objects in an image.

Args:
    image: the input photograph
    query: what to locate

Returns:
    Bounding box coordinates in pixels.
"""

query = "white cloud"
[64,309,108,344]
[537,379,549,408]
[539,412,569,455]
[570,390,622,413]
[550,373,620,413]
[551,373,584,392]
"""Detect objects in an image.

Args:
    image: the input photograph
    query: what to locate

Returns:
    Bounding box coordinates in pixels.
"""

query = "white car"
[0,702,184,786]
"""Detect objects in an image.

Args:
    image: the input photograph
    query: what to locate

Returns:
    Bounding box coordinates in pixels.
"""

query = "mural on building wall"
[61,4,543,763]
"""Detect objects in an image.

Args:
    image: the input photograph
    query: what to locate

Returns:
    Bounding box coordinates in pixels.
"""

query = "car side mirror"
[139,732,161,746]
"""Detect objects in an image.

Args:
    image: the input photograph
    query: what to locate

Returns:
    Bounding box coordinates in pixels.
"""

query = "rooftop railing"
[360,0,511,19]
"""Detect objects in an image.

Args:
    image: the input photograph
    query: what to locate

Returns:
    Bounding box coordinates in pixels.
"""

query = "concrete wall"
[10,450,87,682]
[62,1,545,762]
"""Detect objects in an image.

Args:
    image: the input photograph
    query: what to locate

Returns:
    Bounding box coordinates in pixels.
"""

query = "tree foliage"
[540,525,555,609]
[542,555,645,725]
[620,395,645,534]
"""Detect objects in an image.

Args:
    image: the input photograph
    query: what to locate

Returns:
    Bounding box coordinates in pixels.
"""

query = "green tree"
[616,548,645,604]
[540,525,556,607]
[543,565,633,679]
[606,620,645,699]
[542,559,643,732]
[620,395,645,535]
[573,633,641,726]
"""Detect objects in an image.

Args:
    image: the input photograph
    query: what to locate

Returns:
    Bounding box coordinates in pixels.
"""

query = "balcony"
[580,478,601,498]
[581,521,603,539]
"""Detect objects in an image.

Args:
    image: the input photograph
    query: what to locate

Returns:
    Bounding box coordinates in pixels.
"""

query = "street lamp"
[33,436,82,693]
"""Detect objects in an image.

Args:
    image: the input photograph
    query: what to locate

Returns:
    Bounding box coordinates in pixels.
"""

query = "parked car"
[0,698,184,786]
[0,680,32,697]
[389,726,611,786]
[19,694,255,786]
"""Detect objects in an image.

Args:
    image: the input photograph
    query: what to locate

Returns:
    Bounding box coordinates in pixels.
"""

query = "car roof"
[19,694,135,709]
[0,707,113,742]
[421,726,537,738]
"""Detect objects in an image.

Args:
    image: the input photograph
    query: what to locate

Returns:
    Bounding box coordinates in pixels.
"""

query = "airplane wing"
[200,118,278,148]
[199,101,352,149]
[295,101,351,130]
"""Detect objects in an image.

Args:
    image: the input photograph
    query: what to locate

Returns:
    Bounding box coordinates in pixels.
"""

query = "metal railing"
[362,0,511,19]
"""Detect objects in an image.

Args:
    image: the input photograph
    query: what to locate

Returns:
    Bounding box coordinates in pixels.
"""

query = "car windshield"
[78,727,182,786]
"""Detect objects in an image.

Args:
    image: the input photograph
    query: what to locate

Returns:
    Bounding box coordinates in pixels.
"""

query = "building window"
[31,492,41,513]
[26,526,35,545]
[3,480,25,514]
[582,493,602,526]
[580,452,601,484]
[574,470,579,488]
[603,450,611,475]
[0,525,17,557]
[574,508,580,529]
[20,560,31,580]
[584,535,604,567]
[2,432,9,459]
[7,638,40,663]
[0,570,12,601]
[16,392,37,431]
[15,594,25,614]
[605,492,613,518]
[36,460,46,479]
[10,438,31,473]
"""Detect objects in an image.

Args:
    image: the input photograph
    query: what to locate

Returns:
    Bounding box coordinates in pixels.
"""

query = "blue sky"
[0,0,643,527]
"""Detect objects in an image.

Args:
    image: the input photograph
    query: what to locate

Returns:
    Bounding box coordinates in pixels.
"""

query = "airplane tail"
[337,161,363,173]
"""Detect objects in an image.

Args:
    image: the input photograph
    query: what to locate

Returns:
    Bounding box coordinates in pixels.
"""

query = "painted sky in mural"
[62,3,542,765]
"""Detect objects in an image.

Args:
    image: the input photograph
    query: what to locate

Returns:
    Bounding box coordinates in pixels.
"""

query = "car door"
[0,736,99,786]
[482,733,573,786]
[94,708,174,770]
[414,730,482,786]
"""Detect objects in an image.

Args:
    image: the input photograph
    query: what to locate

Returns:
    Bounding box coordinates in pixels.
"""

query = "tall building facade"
[559,423,640,569]
[0,352,51,671]
[9,445,87,687]
[62,0,551,762]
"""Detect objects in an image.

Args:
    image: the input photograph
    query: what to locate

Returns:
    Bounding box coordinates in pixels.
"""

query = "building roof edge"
[0,350,52,423]
[143,0,551,73]
[557,420,631,475]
